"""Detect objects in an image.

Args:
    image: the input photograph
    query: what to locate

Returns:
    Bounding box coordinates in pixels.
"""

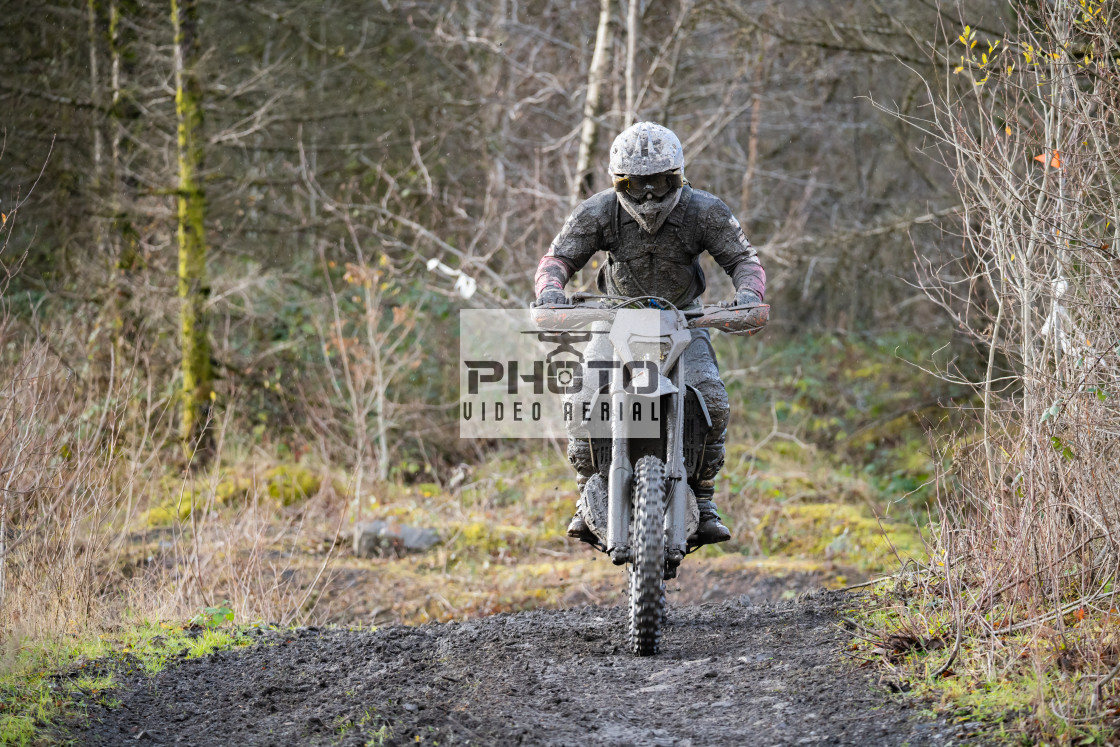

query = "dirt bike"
[530,293,768,655]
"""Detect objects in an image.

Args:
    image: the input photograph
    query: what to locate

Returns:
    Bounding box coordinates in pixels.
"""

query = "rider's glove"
[733,289,762,307]
[532,288,569,307]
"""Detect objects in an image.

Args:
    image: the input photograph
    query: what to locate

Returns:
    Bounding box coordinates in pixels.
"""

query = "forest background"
[3,0,1120,743]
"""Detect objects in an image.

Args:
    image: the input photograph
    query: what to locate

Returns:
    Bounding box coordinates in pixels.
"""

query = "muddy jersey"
[534,186,766,307]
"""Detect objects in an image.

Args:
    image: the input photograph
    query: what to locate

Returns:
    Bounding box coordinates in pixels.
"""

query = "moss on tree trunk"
[172,0,211,461]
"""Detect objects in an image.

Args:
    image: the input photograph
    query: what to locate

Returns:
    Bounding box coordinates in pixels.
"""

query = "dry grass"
[853,3,1120,741]
[0,310,344,654]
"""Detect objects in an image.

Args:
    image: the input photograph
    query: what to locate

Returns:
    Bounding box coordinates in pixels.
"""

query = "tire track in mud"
[79,595,982,746]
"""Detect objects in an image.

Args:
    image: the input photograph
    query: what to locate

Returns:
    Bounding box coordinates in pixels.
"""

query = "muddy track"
[78,594,981,746]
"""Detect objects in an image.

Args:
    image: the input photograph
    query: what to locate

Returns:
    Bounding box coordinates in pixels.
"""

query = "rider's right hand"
[532,288,569,307]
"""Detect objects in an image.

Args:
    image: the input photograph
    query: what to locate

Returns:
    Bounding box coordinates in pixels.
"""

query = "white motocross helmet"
[609,122,685,234]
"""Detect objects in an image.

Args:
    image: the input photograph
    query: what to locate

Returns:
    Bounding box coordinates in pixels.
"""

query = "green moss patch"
[140,463,325,526]
[847,578,1120,745]
[756,502,924,574]
[0,620,253,746]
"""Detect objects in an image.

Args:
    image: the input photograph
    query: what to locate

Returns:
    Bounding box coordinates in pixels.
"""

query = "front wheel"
[628,455,666,656]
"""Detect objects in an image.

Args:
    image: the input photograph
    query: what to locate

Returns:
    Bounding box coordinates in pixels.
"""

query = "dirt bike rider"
[533,121,767,549]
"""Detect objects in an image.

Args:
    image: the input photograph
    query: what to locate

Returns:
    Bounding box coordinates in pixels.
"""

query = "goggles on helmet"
[612,171,683,201]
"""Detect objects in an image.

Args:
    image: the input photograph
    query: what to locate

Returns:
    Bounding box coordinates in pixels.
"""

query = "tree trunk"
[624,0,637,128]
[87,0,103,195]
[571,0,614,209]
[88,0,117,380]
[172,0,212,461]
[108,0,136,353]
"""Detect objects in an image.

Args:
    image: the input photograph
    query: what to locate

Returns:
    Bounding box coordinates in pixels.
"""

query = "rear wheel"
[628,455,666,656]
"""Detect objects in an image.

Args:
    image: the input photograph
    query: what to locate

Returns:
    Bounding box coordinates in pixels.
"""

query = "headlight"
[628,335,667,362]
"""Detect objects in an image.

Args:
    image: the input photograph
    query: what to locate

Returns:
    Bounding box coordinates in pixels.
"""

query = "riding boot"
[566,474,598,543]
[566,513,595,540]
[689,480,731,547]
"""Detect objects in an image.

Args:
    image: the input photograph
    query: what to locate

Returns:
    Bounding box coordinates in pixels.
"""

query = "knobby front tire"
[628,455,667,656]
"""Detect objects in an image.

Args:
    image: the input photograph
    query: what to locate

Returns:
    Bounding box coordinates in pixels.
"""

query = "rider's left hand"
[730,289,762,307]
[532,288,569,308]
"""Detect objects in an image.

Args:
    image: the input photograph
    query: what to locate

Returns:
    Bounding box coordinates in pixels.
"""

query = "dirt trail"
[79,594,980,746]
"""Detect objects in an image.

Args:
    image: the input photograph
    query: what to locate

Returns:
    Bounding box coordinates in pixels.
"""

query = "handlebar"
[529,299,769,336]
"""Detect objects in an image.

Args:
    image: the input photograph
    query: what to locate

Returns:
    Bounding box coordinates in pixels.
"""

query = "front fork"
[663,359,688,574]
[606,362,632,565]
[605,359,688,571]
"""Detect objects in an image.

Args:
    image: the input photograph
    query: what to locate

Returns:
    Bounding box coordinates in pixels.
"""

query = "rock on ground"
[77,594,987,746]
[352,520,441,557]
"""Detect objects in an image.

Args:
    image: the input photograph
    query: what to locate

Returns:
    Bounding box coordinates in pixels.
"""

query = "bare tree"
[624,0,638,128]
[885,0,1120,721]
[572,0,615,207]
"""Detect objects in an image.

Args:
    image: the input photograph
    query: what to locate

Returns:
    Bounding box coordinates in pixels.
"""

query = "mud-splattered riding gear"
[609,122,684,176]
[534,186,766,310]
[735,289,763,307]
[534,122,766,548]
[608,122,686,234]
[532,288,567,307]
